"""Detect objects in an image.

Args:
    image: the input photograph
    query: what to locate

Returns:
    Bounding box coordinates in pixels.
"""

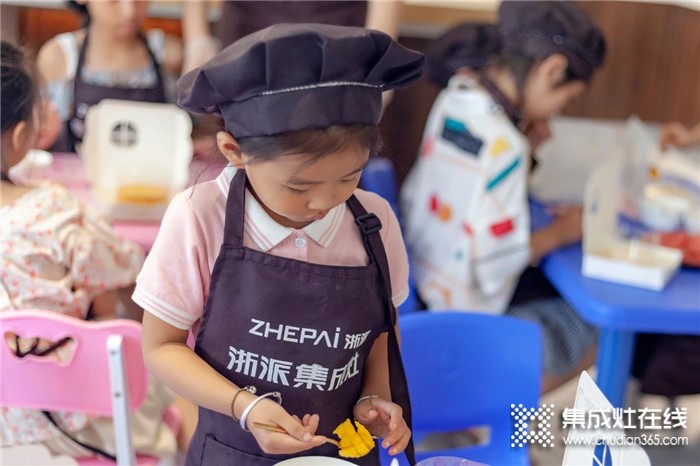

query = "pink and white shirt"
[134,166,410,333]
[1,183,145,445]
[1,184,145,316]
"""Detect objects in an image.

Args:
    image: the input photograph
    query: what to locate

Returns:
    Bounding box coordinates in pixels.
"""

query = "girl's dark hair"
[236,124,381,165]
[1,41,38,134]
[496,50,577,94]
[66,1,90,26]
[498,52,536,92]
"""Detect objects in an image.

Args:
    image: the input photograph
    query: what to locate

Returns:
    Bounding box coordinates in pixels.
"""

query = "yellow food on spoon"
[333,418,375,458]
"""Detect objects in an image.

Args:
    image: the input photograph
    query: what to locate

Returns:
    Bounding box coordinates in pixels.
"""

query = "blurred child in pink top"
[0,41,178,462]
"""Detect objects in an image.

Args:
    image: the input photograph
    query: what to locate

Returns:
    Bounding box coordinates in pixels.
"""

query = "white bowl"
[275,457,357,466]
[417,457,476,466]
[639,197,683,231]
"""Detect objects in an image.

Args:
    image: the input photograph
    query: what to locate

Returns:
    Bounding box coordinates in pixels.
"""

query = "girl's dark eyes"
[286,176,359,193]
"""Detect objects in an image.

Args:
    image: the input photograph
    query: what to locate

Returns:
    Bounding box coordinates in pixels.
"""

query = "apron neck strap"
[223,169,247,247]
[479,75,522,129]
[345,195,417,465]
[345,197,394,325]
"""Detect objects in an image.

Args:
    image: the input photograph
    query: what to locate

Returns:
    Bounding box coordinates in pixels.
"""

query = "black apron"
[186,170,415,465]
[216,1,367,46]
[67,31,167,151]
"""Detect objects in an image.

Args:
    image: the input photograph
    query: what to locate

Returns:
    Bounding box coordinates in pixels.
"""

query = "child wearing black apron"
[36,1,172,152]
[134,24,424,465]
[67,31,166,151]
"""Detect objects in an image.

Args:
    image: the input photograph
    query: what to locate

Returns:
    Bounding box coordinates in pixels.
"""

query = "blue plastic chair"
[360,157,400,217]
[382,312,542,466]
[360,158,420,314]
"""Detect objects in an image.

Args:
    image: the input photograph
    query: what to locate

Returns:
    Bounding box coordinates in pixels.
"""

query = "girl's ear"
[10,121,30,152]
[216,131,246,168]
[538,53,569,87]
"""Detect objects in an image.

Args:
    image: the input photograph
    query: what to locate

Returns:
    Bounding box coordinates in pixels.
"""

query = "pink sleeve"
[383,203,410,308]
[132,193,210,330]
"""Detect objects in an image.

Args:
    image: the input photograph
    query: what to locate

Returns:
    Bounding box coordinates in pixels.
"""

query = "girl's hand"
[353,397,411,456]
[524,119,552,153]
[244,395,327,455]
[548,205,583,246]
[34,99,62,150]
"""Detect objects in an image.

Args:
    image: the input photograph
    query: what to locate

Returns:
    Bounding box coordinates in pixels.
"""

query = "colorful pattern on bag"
[490,137,511,157]
[441,118,484,155]
[428,193,453,222]
[486,157,521,191]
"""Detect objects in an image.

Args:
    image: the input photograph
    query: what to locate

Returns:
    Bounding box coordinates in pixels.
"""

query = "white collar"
[217,165,345,251]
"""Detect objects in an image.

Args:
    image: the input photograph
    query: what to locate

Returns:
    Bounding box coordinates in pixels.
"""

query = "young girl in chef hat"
[135,23,424,465]
[401,0,606,393]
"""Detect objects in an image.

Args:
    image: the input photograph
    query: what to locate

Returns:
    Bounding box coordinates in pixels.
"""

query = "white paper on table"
[583,158,622,255]
[562,371,650,466]
[620,116,660,211]
[581,158,682,290]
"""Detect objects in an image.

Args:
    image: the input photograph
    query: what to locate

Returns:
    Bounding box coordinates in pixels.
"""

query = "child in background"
[135,24,423,465]
[401,0,606,392]
[0,41,181,462]
[36,0,182,151]
[180,0,402,73]
[180,1,403,159]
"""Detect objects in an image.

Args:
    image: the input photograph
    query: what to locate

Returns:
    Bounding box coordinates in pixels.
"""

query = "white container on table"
[582,159,682,291]
[80,99,192,221]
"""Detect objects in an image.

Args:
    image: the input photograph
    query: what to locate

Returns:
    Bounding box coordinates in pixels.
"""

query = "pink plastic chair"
[1,310,178,466]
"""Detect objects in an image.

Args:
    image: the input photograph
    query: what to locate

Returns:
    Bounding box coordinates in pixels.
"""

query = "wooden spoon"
[252,421,341,447]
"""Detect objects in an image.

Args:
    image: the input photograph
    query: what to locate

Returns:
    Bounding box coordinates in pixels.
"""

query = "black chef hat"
[178,23,425,138]
[498,0,606,82]
[425,0,605,88]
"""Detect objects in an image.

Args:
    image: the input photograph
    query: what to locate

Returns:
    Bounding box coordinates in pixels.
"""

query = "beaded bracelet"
[230,386,257,422]
[355,394,379,406]
[240,391,283,431]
